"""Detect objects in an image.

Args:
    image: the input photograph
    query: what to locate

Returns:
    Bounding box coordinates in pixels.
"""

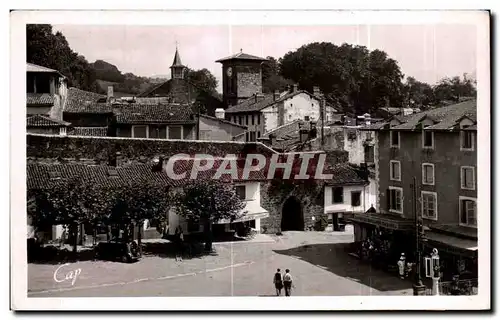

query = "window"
[351,191,361,207]
[461,131,474,150]
[245,132,249,141]
[246,115,249,126]
[252,115,255,125]
[168,126,183,139]
[257,115,261,125]
[364,145,374,163]
[149,126,166,139]
[421,191,437,220]
[132,125,148,138]
[332,187,343,204]
[388,187,403,214]
[422,130,434,148]
[390,131,400,148]
[422,163,435,185]
[390,160,401,181]
[304,116,310,121]
[461,166,475,190]
[257,131,261,138]
[235,185,246,200]
[239,116,243,125]
[459,197,477,227]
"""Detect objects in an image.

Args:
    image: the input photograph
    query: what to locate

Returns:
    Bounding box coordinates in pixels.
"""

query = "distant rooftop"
[216,50,268,63]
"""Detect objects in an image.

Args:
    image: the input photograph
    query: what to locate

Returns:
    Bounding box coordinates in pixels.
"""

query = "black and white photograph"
[10,8,490,311]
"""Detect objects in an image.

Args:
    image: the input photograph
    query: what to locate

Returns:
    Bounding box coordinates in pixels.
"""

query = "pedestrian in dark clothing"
[283,269,293,296]
[273,269,283,296]
[175,227,184,261]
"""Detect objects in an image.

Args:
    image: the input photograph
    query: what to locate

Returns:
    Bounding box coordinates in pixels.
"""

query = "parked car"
[95,240,141,263]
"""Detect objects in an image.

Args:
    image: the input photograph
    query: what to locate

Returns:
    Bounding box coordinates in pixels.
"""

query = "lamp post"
[411,176,426,295]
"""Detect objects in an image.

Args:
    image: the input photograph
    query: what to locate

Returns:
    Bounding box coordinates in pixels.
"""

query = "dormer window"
[48,171,61,180]
[422,127,434,149]
[390,131,400,148]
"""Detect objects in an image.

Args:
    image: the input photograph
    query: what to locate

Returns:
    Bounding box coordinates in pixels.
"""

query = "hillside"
[91,60,155,95]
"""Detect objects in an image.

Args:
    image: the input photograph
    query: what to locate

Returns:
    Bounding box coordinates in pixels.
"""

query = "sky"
[53,24,477,93]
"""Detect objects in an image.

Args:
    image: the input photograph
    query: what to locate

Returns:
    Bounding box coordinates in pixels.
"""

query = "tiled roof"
[64,87,111,113]
[27,63,59,73]
[325,163,369,186]
[225,90,316,114]
[27,93,54,106]
[260,120,303,140]
[216,52,267,63]
[27,159,267,191]
[26,115,71,127]
[368,100,477,131]
[199,114,248,128]
[69,127,108,136]
[258,120,315,151]
[114,103,195,124]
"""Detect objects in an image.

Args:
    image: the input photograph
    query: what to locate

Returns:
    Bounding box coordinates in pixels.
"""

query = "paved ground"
[28,230,415,297]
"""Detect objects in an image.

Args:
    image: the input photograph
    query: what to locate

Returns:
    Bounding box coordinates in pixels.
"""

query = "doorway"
[281,196,304,231]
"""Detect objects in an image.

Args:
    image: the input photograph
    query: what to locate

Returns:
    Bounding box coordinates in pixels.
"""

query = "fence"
[426,279,478,295]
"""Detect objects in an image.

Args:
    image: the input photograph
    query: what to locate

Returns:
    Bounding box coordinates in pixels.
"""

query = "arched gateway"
[281,196,304,231]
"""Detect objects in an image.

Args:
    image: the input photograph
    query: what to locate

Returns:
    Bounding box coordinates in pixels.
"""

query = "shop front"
[348,212,416,271]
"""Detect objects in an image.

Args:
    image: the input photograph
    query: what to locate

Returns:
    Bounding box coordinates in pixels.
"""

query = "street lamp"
[411,176,426,295]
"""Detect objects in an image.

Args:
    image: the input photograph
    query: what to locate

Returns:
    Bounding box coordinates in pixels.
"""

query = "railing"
[426,279,478,295]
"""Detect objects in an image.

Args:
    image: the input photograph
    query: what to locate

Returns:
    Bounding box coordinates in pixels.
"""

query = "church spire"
[170,44,186,79]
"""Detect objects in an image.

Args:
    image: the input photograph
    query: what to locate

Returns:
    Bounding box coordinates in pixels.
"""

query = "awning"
[424,231,478,257]
[347,213,414,231]
[214,209,269,224]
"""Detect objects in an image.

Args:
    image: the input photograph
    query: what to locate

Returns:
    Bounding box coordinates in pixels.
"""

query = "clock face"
[226,67,233,77]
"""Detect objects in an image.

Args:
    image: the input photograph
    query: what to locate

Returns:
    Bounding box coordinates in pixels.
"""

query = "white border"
[458,195,477,228]
[9,8,491,311]
[388,186,403,214]
[461,165,476,190]
[389,160,401,181]
[421,162,435,185]
[421,190,437,221]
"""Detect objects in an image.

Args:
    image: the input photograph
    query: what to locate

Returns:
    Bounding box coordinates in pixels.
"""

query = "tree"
[187,68,218,94]
[108,182,170,247]
[26,24,98,92]
[262,56,293,93]
[432,74,477,106]
[173,180,246,251]
[279,42,405,114]
[403,76,434,110]
[30,179,95,253]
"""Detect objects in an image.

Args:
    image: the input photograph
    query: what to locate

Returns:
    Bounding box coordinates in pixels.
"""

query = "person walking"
[273,269,283,296]
[283,269,293,296]
[175,227,184,262]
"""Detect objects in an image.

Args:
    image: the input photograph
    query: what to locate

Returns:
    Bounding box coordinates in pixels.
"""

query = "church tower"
[216,50,267,107]
[170,46,186,80]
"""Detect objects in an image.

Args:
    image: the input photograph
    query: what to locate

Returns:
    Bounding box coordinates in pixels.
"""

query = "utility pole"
[412,176,426,295]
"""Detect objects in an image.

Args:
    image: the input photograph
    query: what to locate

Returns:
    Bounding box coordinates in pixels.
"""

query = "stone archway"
[281,196,304,231]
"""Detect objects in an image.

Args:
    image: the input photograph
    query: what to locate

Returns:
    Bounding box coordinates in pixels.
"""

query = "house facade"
[26,63,68,119]
[198,110,248,142]
[350,100,478,280]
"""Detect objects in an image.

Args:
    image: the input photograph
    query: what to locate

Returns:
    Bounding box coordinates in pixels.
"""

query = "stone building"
[138,47,225,117]
[350,100,478,280]
[26,63,68,119]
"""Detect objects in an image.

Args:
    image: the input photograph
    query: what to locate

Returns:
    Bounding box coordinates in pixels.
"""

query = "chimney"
[313,86,321,97]
[215,108,225,119]
[107,86,114,100]
[255,93,265,103]
[293,84,298,93]
[269,133,277,146]
[273,90,280,101]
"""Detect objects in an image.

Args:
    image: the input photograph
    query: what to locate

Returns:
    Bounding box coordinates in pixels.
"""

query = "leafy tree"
[173,180,246,251]
[432,74,476,106]
[186,68,218,94]
[279,42,405,114]
[30,179,95,253]
[262,56,293,93]
[26,24,98,92]
[403,76,434,110]
[108,182,170,246]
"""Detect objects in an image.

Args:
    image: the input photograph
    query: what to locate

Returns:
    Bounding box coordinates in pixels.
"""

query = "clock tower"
[216,50,267,107]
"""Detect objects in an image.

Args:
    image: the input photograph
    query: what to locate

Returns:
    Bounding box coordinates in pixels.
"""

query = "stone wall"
[260,180,326,234]
[236,64,262,99]
[26,134,278,166]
